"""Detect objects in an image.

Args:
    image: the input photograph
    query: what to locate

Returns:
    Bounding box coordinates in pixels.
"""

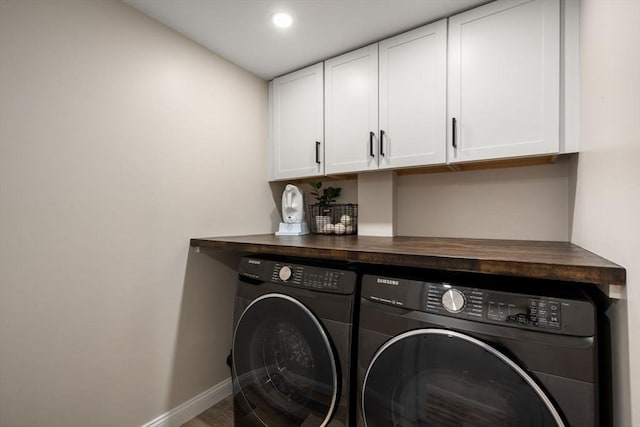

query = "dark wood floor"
[181,394,233,427]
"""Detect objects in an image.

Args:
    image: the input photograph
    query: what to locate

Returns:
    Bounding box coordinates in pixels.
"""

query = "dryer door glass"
[233,294,338,426]
[362,329,564,427]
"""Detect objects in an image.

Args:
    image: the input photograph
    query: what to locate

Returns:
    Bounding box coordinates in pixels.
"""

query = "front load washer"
[232,256,357,427]
[357,268,609,427]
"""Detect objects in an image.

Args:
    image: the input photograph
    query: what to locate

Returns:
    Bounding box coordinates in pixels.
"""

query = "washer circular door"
[233,293,338,427]
[362,329,565,427]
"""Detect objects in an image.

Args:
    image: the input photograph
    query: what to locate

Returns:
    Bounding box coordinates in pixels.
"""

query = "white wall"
[0,1,272,426]
[397,160,571,241]
[570,1,640,425]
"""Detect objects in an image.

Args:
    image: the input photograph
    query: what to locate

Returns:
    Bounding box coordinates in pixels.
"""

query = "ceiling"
[123,0,489,80]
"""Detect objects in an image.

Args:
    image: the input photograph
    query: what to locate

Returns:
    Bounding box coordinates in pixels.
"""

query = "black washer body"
[357,268,609,427]
[233,256,357,427]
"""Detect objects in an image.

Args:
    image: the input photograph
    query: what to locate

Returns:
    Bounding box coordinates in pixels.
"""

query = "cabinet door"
[448,0,560,163]
[325,44,379,174]
[378,19,447,170]
[270,63,324,180]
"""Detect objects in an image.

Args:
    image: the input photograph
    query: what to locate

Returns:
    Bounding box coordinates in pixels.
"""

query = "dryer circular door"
[233,293,338,427]
[362,329,565,427]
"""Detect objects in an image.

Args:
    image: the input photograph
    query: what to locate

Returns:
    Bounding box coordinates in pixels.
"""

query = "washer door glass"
[233,294,338,427]
[362,329,564,427]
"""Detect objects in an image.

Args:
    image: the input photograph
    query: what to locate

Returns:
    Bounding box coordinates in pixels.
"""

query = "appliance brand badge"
[247,259,261,265]
[377,278,399,286]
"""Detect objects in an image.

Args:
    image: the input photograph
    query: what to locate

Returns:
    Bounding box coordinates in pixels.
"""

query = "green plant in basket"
[309,180,341,210]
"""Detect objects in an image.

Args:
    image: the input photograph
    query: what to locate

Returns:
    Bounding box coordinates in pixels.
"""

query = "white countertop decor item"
[276,184,309,235]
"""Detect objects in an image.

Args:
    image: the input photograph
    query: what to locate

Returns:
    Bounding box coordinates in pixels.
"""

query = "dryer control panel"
[239,257,356,294]
[362,275,595,336]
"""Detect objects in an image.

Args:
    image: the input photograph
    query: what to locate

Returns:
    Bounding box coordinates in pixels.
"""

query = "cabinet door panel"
[379,19,447,169]
[325,44,379,174]
[448,0,560,163]
[271,63,324,180]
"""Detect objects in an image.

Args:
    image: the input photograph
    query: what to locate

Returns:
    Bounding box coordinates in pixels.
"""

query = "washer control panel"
[425,282,561,329]
[362,274,595,336]
[238,257,356,294]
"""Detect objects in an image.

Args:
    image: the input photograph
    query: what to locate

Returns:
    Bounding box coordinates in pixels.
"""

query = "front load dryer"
[232,256,357,427]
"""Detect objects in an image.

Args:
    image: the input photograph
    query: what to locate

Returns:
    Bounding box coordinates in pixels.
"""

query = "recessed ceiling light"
[272,12,293,29]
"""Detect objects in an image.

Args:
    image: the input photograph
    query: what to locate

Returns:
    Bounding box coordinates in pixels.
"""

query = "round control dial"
[278,266,292,282]
[442,289,466,313]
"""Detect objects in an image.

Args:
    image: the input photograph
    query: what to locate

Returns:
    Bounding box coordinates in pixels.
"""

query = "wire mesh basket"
[306,203,358,235]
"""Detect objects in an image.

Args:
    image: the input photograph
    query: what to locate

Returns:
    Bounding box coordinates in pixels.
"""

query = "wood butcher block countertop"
[190,234,626,297]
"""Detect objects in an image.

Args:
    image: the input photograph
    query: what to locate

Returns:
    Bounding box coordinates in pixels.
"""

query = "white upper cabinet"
[378,19,447,169]
[324,44,379,175]
[325,21,447,175]
[270,63,324,180]
[447,0,561,163]
[268,0,575,179]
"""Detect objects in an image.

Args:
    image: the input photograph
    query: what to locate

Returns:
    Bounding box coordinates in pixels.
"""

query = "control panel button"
[278,266,292,282]
[442,289,466,313]
[507,312,538,326]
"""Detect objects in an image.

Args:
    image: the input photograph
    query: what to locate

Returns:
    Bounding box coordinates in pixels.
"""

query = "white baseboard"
[142,377,232,427]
